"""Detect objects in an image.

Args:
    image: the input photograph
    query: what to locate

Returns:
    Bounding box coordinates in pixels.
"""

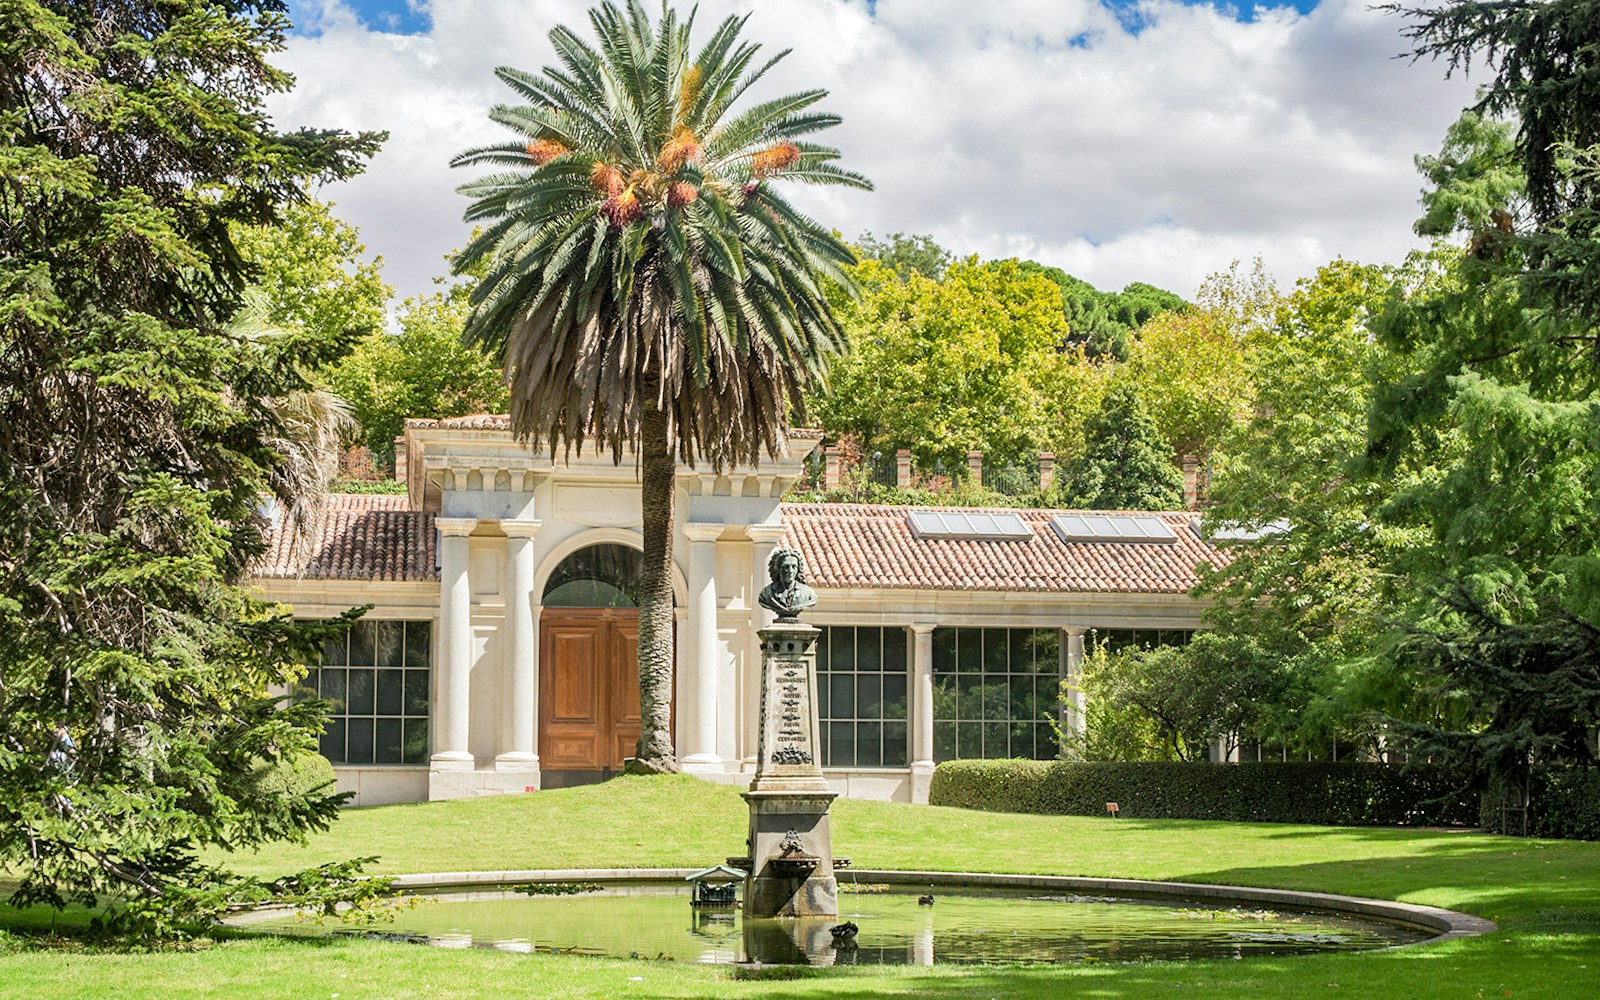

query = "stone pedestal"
[742,622,838,919]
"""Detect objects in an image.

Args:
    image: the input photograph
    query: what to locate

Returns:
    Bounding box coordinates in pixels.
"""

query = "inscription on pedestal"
[753,632,824,783]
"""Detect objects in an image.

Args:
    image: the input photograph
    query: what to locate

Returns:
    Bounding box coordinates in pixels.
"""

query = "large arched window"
[542,543,641,608]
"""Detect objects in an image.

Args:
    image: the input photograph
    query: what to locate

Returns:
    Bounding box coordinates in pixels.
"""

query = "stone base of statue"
[741,621,838,919]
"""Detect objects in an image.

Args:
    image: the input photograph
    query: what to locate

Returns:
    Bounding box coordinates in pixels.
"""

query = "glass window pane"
[933,628,956,676]
[1011,676,1039,719]
[829,723,855,768]
[856,627,881,672]
[320,718,346,762]
[829,627,855,673]
[347,669,375,715]
[321,635,346,666]
[856,722,882,767]
[957,628,982,674]
[830,675,854,719]
[347,718,375,763]
[883,626,907,673]
[984,629,1010,674]
[881,674,908,718]
[403,719,430,764]
[882,722,908,766]
[857,674,881,718]
[375,621,405,666]
[933,678,957,723]
[376,669,404,716]
[957,721,981,759]
[320,669,347,709]
[403,621,432,667]
[934,721,957,762]
[404,670,430,716]
[349,620,377,666]
[982,721,1009,757]
[375,718,404,763]
[1026,629,1059,671]
[815,628,830,671]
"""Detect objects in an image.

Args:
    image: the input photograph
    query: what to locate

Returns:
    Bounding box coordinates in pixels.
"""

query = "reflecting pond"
[238,882,1433,966]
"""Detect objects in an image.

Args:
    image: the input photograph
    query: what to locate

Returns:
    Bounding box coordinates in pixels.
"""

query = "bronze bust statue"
[758,547,817,621]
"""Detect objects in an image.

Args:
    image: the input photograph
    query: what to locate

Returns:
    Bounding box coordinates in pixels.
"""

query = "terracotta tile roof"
[255,497,1224,595]
[255,494,437,582]
[781,504,1227,594]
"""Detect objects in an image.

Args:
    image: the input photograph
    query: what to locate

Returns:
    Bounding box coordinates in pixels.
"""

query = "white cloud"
[270,0,1474,302]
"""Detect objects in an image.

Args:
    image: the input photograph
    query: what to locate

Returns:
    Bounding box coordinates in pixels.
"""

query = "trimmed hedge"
[1480,767,1600,841]
[248,751,338,800]
[929,759,1478,827]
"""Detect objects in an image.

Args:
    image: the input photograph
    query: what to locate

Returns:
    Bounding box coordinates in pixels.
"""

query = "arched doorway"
[539,544,664,787]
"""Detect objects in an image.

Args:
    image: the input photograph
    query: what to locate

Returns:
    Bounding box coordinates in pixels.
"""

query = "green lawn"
[3,774,1597,998]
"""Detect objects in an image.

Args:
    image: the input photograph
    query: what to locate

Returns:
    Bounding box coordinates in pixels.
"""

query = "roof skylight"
[907,510,1032,541]
[1050,513,1177,544]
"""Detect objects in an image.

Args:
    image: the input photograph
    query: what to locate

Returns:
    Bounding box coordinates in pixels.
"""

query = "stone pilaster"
[909,622,937,804]
[1061,627,1087,751]
[681,522,724,769]
[432,517,477,775]
[496,519,541,776]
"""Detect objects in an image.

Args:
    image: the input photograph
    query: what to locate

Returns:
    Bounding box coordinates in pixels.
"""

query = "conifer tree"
[0,0,385,933]
[1057,383,1185,510]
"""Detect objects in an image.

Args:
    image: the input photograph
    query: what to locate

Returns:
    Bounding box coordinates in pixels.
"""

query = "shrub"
[929,759,1477,827]
[1480,767,1600,840]
[250,751,338,800]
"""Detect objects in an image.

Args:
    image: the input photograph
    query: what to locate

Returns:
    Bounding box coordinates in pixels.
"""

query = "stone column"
[1061,627,1087,753]
[1038,452,1055,492]
[681,522,724,769]
[909,623,937,804]
[745,524,790,767]
[497,519,541,771]
[966,449,983,483]
[895,449,913,488]
[433,517,478,769]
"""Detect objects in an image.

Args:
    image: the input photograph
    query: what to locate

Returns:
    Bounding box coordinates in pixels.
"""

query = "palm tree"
[451,1,870,773]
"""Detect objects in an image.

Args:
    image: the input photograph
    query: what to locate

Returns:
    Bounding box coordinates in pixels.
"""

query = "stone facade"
[252,417,1217,806]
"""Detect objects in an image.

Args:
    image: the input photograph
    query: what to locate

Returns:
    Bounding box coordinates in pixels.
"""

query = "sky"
[272,0,1477,305]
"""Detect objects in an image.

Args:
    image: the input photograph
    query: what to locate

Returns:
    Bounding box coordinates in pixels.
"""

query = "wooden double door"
[539,608,647,786]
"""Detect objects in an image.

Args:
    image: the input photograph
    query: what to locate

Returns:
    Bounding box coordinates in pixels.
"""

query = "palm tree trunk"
[628,389,680,774]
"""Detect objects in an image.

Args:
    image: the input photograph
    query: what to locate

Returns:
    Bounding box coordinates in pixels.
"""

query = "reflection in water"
[242,883,1431,966]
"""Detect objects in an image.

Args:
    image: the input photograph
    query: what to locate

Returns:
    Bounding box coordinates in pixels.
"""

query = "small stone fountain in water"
[734,547,840,960]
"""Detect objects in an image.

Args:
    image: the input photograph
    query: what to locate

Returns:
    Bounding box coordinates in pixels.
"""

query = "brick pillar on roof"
[1038,452,1055,493]
[896,449,912,489]
[824,446,842,489]
[966,450,983,483]
[1181,454,1200,510]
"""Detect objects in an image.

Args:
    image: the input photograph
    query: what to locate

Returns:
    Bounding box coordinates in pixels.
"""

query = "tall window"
[933,627,1059,761]
[308,619,432,765]
[816,626,909,768]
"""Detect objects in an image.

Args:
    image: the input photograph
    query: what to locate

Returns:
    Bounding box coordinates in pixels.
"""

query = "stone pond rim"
[370,868,1498,949]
